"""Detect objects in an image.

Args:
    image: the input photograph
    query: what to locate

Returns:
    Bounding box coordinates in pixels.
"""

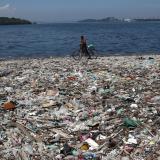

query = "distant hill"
[0,17,32,25]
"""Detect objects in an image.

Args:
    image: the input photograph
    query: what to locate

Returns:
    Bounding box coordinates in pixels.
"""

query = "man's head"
[81,35,84,40]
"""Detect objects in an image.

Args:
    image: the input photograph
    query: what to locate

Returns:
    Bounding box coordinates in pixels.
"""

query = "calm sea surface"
[0,22,160,58]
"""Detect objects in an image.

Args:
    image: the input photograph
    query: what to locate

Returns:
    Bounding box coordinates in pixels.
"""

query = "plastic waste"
[0,55,160,159]
[2,101,16,110]
[123,117,139,128]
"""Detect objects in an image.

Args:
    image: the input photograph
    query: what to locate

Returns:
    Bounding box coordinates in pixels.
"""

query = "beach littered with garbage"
[0,55,160,160]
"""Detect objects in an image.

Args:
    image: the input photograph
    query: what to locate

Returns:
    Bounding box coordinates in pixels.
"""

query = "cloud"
[0,4,10,11]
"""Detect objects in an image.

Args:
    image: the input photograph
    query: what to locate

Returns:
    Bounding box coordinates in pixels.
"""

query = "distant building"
[124,18,132,22]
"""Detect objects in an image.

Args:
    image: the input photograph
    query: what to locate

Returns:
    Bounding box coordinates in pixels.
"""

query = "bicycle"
[71,44,98,60]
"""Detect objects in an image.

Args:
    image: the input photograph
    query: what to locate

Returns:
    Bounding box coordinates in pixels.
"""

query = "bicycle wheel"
[88,49,98,59]
[71,50,82,60]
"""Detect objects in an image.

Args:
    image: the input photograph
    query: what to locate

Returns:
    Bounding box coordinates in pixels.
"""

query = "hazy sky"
[0,0,160,22]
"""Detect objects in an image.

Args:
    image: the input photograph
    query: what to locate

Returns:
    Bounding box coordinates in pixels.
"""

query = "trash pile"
[0,55,160,160]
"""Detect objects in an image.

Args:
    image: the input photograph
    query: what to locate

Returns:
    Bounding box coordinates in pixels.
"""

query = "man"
[80,36,91,59]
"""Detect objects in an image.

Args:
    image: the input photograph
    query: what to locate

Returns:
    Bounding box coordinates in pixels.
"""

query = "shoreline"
[0,53,160,61]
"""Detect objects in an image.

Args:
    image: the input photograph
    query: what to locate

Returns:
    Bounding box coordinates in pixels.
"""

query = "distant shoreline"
[78,17,160,23]
[0,17,32,25]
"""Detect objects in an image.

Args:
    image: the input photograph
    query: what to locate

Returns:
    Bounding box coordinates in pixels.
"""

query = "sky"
[0,0,160,22]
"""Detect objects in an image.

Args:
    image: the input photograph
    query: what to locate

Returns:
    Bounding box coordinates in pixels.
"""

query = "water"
[0,22,160,58]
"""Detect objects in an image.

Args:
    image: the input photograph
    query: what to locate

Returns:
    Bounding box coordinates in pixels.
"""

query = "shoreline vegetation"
[0,17,32,25]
